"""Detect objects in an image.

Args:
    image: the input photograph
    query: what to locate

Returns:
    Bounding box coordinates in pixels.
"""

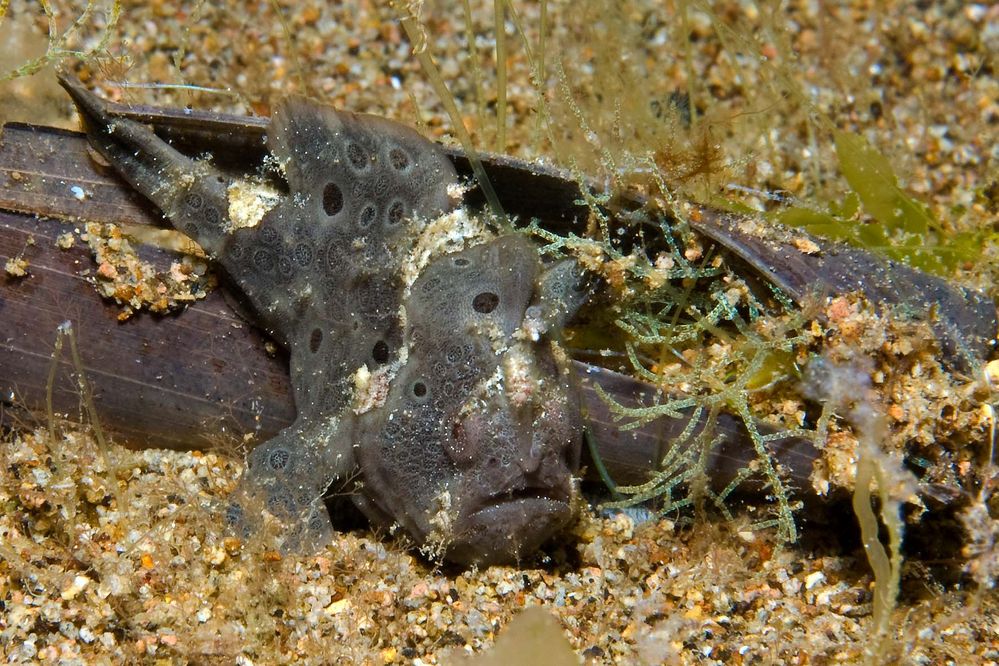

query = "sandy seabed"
[1,1,998,663]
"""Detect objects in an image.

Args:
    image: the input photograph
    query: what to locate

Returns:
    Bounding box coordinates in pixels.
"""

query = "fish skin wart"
[66,79,589,566]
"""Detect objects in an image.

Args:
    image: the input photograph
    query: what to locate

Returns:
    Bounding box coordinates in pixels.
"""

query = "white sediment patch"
[351,364,394,415]
[400,207,491,295]
[226,178,281,231]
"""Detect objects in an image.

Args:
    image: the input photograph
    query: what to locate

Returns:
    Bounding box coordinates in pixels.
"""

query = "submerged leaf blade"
[833,130,935,237]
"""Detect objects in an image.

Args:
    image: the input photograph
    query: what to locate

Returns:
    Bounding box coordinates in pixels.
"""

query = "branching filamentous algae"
[0,0,120,83]
[531,211,812,543]
[390,0,835,545]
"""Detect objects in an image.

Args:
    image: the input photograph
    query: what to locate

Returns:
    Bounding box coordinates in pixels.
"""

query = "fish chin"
[444,496,574,566]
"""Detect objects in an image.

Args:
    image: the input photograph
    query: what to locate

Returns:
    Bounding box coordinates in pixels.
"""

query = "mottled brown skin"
[64,78,587,565]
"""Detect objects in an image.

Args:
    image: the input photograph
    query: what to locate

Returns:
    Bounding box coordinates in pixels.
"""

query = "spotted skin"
[64,79,587,565]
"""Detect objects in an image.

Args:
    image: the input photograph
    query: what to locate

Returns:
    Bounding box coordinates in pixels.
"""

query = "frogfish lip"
[443,491,574,566]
